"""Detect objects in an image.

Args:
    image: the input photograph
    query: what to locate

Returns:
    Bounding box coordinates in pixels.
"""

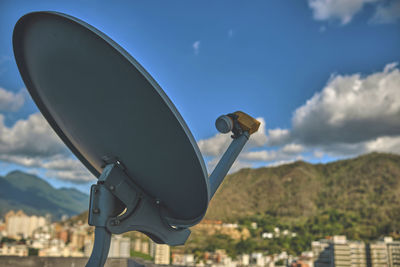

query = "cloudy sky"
[0,0,399,192]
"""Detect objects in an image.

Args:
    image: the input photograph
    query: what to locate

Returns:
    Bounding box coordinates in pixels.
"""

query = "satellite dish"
[13,11,260,267]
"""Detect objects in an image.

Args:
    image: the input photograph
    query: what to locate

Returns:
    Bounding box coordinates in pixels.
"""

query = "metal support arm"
[86,227,112,267]
[86,174,123,267]
[208,111,260,200]
[208,131,249,199]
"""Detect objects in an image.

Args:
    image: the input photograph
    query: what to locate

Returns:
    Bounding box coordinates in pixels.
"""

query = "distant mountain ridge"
[0,171,89,220]
[205,152,400,234]
[3,152,398,239]
[60,153,400,254]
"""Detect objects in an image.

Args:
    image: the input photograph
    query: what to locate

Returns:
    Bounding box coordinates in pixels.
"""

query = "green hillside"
[0,171,89,220]
[60,153,400,255]
[188,153,400,255]
[206,152,400,228]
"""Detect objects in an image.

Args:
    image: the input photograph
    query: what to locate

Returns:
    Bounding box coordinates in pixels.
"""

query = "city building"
[108,236,131,258]
[238,254,250,266]
[387,239,400,267]
[0,243,28,256]
[294,251,314,267]
[171,252,195,266]
[349,241,367,266]
[312,236,367,267]
[5,210,46,239]
[132,238,150,255]
[150,241,170,265]
[290,261,310,267]
[312,239,331,267]
[133,238,141,252]
[368,242,388,267]
[312,236,400,267]
[141,240,149,254]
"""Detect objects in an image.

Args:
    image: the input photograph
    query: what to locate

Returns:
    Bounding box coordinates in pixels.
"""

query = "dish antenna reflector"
[13,11,260,267]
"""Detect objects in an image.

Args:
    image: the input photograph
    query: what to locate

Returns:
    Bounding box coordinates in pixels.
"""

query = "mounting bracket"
[86,163,190,267]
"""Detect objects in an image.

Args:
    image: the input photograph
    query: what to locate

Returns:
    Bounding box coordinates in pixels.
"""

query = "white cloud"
[267,157,303,167]
[313,134,400,158]
[239,143,304,163]
[292,62,400,146]
[198,133,231,157]
[0,154,94,183]
[42,157,83,170]
[364,135,400,153]
[0,88,24,112]
[45,165,94,183]
[308,0,379,24]
[246,117,268,148]
[371,0,400,23]
[240,150,277,162]
[282,143,304,154]
[0,113,95,183]
[0,155,43,168]
[0,113,66,157]
[207,156,253,174]
[41,155,94,183]
[266,128,291,146]
[313,150,324,158]
[201,63,400,173]
[193,40,200,55]
[258,62,400,160]
[228,160,253,173]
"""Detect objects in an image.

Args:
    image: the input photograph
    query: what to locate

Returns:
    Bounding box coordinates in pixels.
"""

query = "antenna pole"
[86,164,125,267]
[86,227,111,267]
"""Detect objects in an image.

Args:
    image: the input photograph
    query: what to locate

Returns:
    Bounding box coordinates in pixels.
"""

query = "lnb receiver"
[216,111,260,137]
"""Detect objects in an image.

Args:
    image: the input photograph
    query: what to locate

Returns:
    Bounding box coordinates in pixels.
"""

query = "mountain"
[60,153,400,255]
[170,152,400,255]
[0,171,89,220]
[206,152,400,232]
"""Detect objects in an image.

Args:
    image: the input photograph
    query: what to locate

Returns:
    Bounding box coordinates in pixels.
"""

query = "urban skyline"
[1,209,400,266]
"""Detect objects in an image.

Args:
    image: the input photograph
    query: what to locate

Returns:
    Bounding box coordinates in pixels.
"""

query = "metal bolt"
[93,208,100,214]
[109,185,115,191]
[156,200,160,205]
[111,219,120,226]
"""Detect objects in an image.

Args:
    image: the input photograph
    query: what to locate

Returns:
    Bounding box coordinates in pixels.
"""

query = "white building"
[109,236,131,258]
[239,254,250,266]
[5,210,46,239]
[0,243,28,256]
[150,241,170,265]
[172,253,195,266]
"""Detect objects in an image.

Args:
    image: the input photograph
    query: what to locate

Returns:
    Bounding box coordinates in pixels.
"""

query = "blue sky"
[0,0,399,192]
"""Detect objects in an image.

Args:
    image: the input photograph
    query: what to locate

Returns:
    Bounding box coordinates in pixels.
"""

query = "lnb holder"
[209,111,260,198]
[216,111,261,138]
